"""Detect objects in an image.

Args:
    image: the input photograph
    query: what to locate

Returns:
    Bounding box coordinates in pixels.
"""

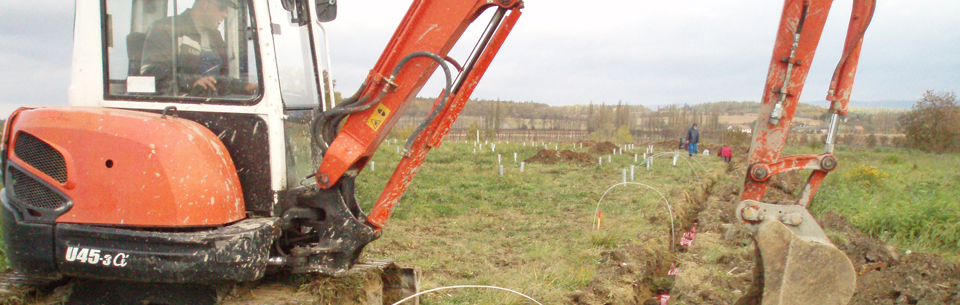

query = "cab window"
[103,0,261,104]
[268,0,321,109]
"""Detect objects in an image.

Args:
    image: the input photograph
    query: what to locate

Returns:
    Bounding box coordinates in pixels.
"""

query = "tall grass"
[810,148,960,259]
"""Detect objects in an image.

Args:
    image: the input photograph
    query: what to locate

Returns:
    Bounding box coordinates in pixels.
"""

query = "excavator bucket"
[735,201,856,305]
[744,220,857,305]
[736,0,875,303]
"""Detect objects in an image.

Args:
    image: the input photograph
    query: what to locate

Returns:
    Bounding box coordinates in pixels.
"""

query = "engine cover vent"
[14,132,67,183]
[10,167,68,210]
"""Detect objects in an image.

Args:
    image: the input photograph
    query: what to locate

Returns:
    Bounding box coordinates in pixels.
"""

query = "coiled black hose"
[311,51,453,158]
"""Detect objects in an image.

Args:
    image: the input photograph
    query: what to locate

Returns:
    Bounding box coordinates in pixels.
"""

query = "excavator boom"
[286,0,524,275]
[737,0,876,304]
[314,0,523,230]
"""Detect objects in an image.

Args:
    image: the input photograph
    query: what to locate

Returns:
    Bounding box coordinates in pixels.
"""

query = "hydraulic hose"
[311,81,367,152]
[311,51,453,156]
[393,51,453,154]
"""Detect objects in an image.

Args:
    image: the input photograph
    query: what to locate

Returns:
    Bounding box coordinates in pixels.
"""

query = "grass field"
[355,141,960,303]
[353,140,723,304]
[805,147,960,262]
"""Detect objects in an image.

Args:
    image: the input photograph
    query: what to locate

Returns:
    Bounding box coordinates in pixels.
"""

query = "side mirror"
[281,0,307,25]
[316,0,337,23]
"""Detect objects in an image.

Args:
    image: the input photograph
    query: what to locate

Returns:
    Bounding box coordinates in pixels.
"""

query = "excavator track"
[224,260,421,305]
[0,271,57,303]
[0,260,419,304]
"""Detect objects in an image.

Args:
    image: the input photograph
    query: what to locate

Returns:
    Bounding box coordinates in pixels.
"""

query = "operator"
[139,0,257,97]
[686,123,699,157]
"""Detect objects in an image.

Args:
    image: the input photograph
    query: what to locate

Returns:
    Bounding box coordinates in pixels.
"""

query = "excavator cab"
[0,0,345,283]
[99,0,333,193]
[108,0,273,102]
[1,0,523,289]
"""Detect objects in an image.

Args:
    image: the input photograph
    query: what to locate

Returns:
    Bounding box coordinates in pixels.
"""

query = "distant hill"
[803,100,915,110]
[654,100,911,114]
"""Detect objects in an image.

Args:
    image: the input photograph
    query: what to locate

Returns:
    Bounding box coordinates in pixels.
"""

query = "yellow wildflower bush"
[845,165,890,185]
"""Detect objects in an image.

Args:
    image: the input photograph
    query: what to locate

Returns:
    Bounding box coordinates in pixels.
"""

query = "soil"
[820,211,960,305]
[560,150,597,164]
[524,149,595,165]
[588,141,621,155]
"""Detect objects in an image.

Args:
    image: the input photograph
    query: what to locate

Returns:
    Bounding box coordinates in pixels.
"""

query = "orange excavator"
[736,0,876,304]
[1,0,521,293]
[2,0,876,303]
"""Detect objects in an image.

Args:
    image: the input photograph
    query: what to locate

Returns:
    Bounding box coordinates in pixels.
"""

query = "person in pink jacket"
[718,145,732,162]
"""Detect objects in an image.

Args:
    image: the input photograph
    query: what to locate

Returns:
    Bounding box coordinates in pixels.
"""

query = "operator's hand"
[245,83,258,93]
[193,76,218,92]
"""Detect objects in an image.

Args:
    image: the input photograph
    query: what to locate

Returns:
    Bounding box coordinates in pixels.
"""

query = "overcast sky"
[1,0,958,118]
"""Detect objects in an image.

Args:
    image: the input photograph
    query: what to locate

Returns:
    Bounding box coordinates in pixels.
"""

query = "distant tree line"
[386,94,913,146]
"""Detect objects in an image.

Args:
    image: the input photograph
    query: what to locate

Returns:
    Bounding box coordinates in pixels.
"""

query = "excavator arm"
[736,0,875,304]
[285,0,523,275]
[316,0,523,230]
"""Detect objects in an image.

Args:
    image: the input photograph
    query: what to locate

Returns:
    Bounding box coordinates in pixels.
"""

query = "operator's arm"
[207,29,258,96]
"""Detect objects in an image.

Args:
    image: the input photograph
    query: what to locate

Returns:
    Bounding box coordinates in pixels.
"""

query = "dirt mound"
[524,149,595,165]
[524,149,561,164]
[588,141,620,155]
[559,150,595,164]
[819,211,902,268]
[853,252,960,304]
[819,211,960,304]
